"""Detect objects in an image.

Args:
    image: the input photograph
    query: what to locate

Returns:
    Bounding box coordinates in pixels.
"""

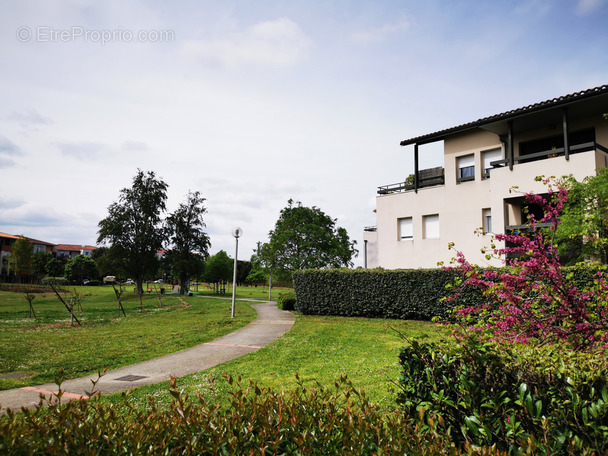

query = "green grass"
[107,314,446,409]
[0,285,257,390]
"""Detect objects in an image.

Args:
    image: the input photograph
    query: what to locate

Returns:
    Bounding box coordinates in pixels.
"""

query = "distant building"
[0,232,98,277]
[0,232,55,276]
[54,244,97,259]
[366,84,608,269]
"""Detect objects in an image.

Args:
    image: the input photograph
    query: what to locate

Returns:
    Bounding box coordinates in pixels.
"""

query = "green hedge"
[398,335,608,454]
[277,291,297,310]
[293,268,484,320]
[293,264,607,321]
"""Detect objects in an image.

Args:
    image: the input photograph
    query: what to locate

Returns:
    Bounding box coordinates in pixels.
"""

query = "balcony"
[489,141,608,169]
[377,166,445,195]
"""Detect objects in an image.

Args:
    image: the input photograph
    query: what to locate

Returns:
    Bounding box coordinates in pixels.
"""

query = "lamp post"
[231,227,242,319]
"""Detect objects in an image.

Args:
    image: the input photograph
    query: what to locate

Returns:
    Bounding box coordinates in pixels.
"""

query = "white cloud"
[576,0,605,14]
[8,108,52,130]
[0,135,22,167]
[351,18,410,44]
[122,140,149,152]
[55,141,104,160]
[181,17,311,68]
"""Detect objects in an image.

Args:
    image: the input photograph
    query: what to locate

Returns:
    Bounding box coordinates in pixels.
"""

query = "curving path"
[0,300,295,414]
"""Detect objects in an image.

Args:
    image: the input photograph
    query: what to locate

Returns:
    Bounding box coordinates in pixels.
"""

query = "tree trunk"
[136,277,144,296]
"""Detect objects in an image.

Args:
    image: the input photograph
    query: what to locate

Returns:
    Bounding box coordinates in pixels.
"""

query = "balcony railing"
[490,141,608,168]
[376,142,608,196]
[377,167,445,195]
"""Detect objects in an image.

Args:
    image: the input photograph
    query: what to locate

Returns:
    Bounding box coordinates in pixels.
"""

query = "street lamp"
[231,227,242,319]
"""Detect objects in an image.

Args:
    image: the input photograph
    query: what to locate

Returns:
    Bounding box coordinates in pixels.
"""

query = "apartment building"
[365,84,608,269]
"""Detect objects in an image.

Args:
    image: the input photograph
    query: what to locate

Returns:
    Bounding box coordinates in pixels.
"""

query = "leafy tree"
[246,267,267,286]
[7,237,33,282]
[205,250,233,285]
[97,170,168,295]
[32,251,53,280]
[165,191,211,294]
[64,255,98,284]
[45,258,65,278]
[554,169,608,264]
[260,199,358,279]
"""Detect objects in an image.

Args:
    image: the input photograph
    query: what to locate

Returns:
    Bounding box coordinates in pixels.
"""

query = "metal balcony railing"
[377,167,445,195]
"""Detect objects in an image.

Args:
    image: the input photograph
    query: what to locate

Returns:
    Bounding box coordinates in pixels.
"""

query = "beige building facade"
[365,85,608,269]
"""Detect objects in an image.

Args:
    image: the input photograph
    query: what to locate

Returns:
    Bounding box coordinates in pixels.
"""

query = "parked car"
[125,278,135,284]
[103,276,116,284]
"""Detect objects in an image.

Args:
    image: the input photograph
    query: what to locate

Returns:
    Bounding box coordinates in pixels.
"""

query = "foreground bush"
[277,290,297,310]
[398,335,608,455]
[1,374,509,455]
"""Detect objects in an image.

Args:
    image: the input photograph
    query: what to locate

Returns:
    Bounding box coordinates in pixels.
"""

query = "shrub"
[397,335,608,454]
[41,277,68,286]
[277,291,297,310]
[446,177,608,350]
[0,374,505,455]
[293,268,485,320]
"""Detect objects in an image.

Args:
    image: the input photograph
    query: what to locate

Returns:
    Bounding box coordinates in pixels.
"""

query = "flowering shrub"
[446,177,608,350]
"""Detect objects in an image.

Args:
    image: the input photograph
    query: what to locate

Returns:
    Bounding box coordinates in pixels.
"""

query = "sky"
[1,0,608,266]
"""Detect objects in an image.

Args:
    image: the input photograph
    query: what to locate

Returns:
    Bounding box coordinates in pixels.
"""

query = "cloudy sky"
[1,0,607,265]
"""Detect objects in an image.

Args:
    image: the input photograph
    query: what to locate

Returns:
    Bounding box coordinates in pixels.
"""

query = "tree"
[45,257,65,278]
[236,259,252,285]
[91,246,123,279]
[64,255,98,284]
[246,267,267,286]
[7,237,33,282]
[554,169,608,264]
[205,250,233,288]
[97,170,168,295]
[32,251,53,280]
[260,199,357,279]
[165,191,211,294]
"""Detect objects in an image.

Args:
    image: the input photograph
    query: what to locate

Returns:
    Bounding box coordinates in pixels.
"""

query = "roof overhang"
[400,84,608,146]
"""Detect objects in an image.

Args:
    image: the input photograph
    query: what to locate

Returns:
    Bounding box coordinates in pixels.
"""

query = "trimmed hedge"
[293,268,484,320]
[398,335,608,454]
[277,291,297,310]
[293,264,608,321]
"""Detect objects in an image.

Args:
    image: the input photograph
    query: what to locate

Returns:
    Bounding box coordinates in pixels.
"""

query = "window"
[482,149,502,179]
[482,208,492,234]
[457,155,475,182]
[398,217,413,241]
[423,214,439,239]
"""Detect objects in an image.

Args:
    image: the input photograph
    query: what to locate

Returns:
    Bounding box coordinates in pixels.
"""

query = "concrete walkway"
[0,300,295,413]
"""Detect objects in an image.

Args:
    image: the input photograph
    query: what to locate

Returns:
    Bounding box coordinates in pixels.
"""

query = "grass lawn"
[107,313,447,409]
[0,285,258,390]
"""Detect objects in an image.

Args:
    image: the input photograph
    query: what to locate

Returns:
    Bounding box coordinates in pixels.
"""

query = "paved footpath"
[0,300,295,414]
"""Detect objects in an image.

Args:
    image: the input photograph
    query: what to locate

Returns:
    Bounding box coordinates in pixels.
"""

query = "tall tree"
[205,250,233,285]
[45,257,65,278]
[260,199,358,279]
[7,237,33,282]
[165,191,211,294]
[32,251,53,280]
[97,170,168,295]
[554,169,608,264]
[64,255,98,284]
